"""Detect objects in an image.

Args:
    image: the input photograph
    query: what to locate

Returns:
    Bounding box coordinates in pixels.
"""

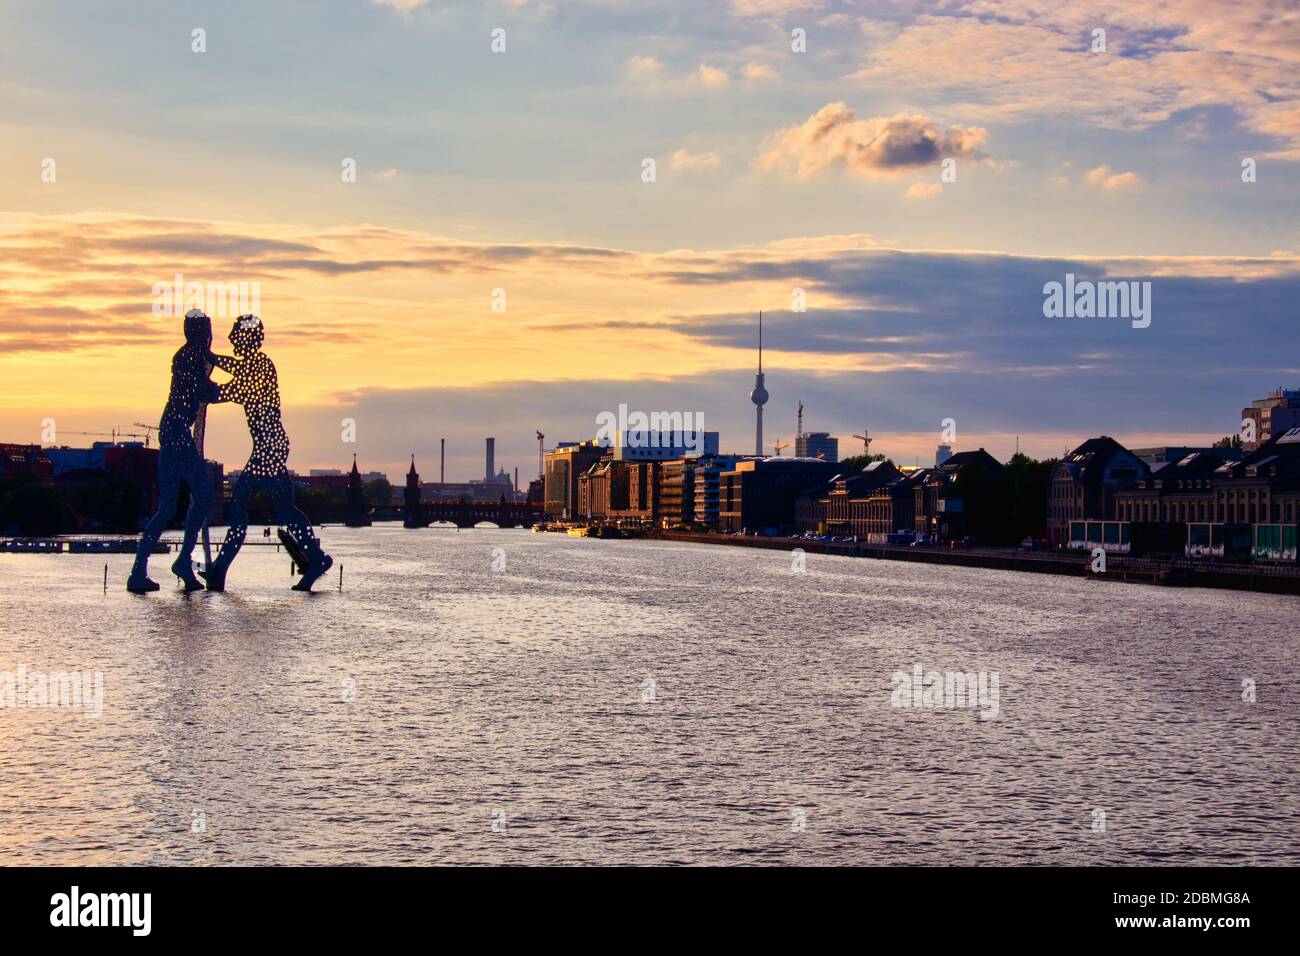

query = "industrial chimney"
[486,437,495,482]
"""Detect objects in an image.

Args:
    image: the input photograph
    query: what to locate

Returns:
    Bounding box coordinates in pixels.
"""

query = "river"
[1,527,1296,864]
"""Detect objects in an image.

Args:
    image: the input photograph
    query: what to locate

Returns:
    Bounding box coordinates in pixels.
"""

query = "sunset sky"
[2,0,1297,480]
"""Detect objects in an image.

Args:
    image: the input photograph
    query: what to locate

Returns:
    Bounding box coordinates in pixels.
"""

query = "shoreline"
[647,530,1300,596]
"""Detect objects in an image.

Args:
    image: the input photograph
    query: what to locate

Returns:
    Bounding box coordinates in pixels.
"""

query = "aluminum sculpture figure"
[200,314,333,592]
[126,309,218,593]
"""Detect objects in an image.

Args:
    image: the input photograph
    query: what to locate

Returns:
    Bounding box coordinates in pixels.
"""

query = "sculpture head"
[183,308,212,348]
[229,314,265,355]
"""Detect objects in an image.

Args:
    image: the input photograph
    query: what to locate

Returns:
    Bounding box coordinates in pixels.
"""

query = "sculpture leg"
[127,450,181,592]
[270,473,332,591]
[201,474,250,591]
[169,447,210,591]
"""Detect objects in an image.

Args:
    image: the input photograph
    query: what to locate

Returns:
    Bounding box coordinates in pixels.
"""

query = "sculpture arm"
[208,352,238,373]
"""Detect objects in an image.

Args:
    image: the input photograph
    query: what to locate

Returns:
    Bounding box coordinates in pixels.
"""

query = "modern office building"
[609,430,719,461]
[692,454,745,527]
[543,440,606,517]
[1241,387,1300,452]
[718,457,839,534]
[795,432,838,461]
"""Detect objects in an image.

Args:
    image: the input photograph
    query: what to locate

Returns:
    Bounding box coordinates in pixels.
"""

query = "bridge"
[371,499,544,529]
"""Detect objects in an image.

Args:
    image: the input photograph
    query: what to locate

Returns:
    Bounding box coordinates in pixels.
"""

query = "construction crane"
[773,438,789,456]
[852,430,873,456]
[57,428,151,445]
[132,423,158,447]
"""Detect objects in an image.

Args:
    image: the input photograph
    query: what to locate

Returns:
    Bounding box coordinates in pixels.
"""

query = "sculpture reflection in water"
[201,315,333,592]
[127,309,218,592]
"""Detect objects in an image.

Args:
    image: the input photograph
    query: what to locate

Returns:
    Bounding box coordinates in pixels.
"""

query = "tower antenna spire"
[749,311,769,456]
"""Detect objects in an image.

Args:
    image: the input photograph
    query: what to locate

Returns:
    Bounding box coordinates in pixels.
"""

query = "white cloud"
[903,182,942,200]
[847,2,1300,156]
[696,64,730,88]
[671,149,722,170]
[625,55,664,81]
[372,0,430,12]
[1085,165,1146,190]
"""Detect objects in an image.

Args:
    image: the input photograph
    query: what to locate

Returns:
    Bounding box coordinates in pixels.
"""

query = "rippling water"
[1,527,1297,865]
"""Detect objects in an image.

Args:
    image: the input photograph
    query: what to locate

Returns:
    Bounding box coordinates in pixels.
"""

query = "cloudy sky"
[1,0,1297,480]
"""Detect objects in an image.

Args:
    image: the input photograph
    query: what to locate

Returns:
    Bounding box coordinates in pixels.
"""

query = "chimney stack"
[440,438,445,484]
[486,437,495,482]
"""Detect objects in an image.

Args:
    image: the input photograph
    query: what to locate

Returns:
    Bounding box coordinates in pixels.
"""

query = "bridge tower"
[403,455,424,528]
[345,454,372,527]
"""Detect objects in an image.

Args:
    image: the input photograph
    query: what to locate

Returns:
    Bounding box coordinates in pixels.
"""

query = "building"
[419,480,522,503]
[1129,445,1244,471]
[857,469,931,542]
[914,448,1007,542]
[577,457,619,519]
[576,456,660,524]
[796,459,901,533]
[1210,426,1300,534]
[46,442,113,477]
[692,454,745,527]
[609,430,719,461]
[1241,387,1300,452]
[1047,437,1149,546]
[1,443,53,483]
[718,457,839,534]
[1116,450,1235,525]
[658,457,697,527]
[935,444,953,467]
[294,473,350,492]
[544,440,606,517]
[795,432,838,461]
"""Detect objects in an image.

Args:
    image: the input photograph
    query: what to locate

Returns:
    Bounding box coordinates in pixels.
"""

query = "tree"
[952,458,1014,544]
[839,453,890,473]
[0,482,77,536]
[1003,452,1058,542]
[1213,434,1243,450]
[365,477,392,506]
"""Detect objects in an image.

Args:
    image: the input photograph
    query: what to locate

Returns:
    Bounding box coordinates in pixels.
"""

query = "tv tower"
[749,311,768,456]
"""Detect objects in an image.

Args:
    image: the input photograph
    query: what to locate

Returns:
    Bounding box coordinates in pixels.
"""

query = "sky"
[1,0,1297,481]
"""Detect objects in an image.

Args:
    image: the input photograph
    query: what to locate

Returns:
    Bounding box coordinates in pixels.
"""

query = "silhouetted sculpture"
[200,315,333,592]
[127,309,218,593]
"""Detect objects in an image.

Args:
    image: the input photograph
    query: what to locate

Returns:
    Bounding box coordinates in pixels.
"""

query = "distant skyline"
[2,0,1297,480]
